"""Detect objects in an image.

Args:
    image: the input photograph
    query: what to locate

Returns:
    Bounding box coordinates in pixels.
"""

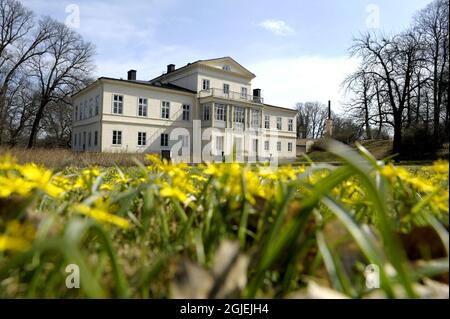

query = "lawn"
[0,142,448,298]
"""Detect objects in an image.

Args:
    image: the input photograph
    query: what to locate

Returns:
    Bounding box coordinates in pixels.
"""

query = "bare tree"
[26,20,94,148]
[296,101,328,139]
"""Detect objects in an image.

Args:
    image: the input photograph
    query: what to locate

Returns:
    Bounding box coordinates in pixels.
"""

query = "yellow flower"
[73,204,131,229]
[160,185,188,203]
[0,175,34,197]
[0,235,31,252]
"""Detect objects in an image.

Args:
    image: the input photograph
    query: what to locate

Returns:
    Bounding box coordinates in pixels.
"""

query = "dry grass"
[0,147,149,169]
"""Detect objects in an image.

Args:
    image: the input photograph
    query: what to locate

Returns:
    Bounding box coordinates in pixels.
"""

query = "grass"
[0,142,448,298]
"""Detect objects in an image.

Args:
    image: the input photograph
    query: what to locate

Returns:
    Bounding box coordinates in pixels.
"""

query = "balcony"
[198,88,264,104]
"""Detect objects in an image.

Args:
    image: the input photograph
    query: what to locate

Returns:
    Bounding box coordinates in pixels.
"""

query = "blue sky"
[21,0,432,110]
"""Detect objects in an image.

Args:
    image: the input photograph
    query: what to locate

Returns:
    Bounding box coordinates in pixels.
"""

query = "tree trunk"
[27,100,47,148]
[392,113,403,156]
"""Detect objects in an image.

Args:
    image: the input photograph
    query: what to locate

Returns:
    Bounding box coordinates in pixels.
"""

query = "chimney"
[127,69,136,81]
[325,100,333,137]
[167,64,176,73]
[253,88,262,103]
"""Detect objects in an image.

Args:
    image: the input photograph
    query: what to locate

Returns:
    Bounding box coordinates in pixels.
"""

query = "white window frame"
[252,139,259,153]
[182,104,190,121]
[222,65,231,71]
[223,83,230,94]
[160,133,168,147]
[234,106,245,124]
[89,98,93,117]
[264,140,270,151]
[216,136,224,153]
[138,131,147,146]
[112,130,122,145]
[277,117,282,130]
[277,141,282,152]
[161,101,170,119]
[138,97,148,117]
[202,79,210,90]
[288,119,293,131]
[112,94,123,114]
[215,104,226,122]
[240,87,248,99]
[288,142,293,152]
[95,95,100,115]
[203,104,210,121]
[251,109,260,127]
[264,115,270,129]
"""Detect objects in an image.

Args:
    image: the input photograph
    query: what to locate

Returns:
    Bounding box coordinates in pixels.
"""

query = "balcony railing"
[198,88,264,104]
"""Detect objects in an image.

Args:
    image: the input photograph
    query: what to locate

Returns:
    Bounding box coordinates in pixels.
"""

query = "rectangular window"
[160,133,168,147]
[216,136,224,153]
[161,101,170,119]
[113,95,123,114]
[203,104,210,121]
[264,115,270,129]
[89,98,93,117]
[264,140,270,151]
[277,141,282,151]
[79,105,82,121]
[94,131,98,146]
[74,134,77,146]
[252,139,259,153]
[138,97,148,117]
[202,79,210,90]
[138,132,147,146]
[88,131,91,146]
[234,106,245,124]
[277,117,282,130]
[182,104,190,121]
[223,83,230,94]
[288,119,293,132]
[251,109,260,127]
[83,102,87,119]
[75,105,78,122]
[288,142,293,152]
[95,96,100,115]
[112,130,122,145]
[215,104,226,122]
[240,87,248,98]
[83,131,86,145]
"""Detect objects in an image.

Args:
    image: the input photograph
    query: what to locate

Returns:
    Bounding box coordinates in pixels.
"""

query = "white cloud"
[258,19,295,36]
[249,56,360,113]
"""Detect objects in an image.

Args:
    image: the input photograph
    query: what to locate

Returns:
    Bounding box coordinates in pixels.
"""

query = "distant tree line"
[0,0,95,148]
[344,0,448,157]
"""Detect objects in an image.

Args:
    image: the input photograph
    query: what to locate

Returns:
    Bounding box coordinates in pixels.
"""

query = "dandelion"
[0,235,31,252]
[73,204,131,229]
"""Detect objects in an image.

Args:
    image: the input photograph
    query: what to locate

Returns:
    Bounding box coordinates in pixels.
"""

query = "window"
[95,96,100,115]
[288,119,293,132]
[74,134,77,146]
[83,131,86,145]
[216,136,224,153]
[251,109,260,127]
[88,131,91,146]
[138,98,148,117]
[277,117,282,130]
[264,140,270,151]
[113,95,123,114]
[203,104,210,121]
[234,106,245,124]
[160,133,168,147]
[252,139,259,153]
[75,105,78,122]
[288,142,293,152]
[222,65,231,71]
[161,101,170,119]
[112,130,122,145]
[89,99,93,117]
[223,83,230,94]
[240,87,248,98]
[202,79,210,90]
[94,131,98,146]
[79,105,82,121]
[78,133,81,146]
[138,132,146,146]
[277,141,282,151]
[182,104,190,121]
[264,115,270,129]
[83,102,87,119]
[215,104,226,121]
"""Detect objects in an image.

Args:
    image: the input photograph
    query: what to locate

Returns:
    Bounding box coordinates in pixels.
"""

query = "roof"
[263,103,297,113]
[72,77,197,97]
[149,56,256,83]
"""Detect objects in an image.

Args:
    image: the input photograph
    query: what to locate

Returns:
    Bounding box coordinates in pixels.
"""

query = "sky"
[21,0,433,111]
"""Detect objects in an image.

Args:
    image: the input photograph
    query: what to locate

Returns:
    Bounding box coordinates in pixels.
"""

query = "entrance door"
[161,150,171,161]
